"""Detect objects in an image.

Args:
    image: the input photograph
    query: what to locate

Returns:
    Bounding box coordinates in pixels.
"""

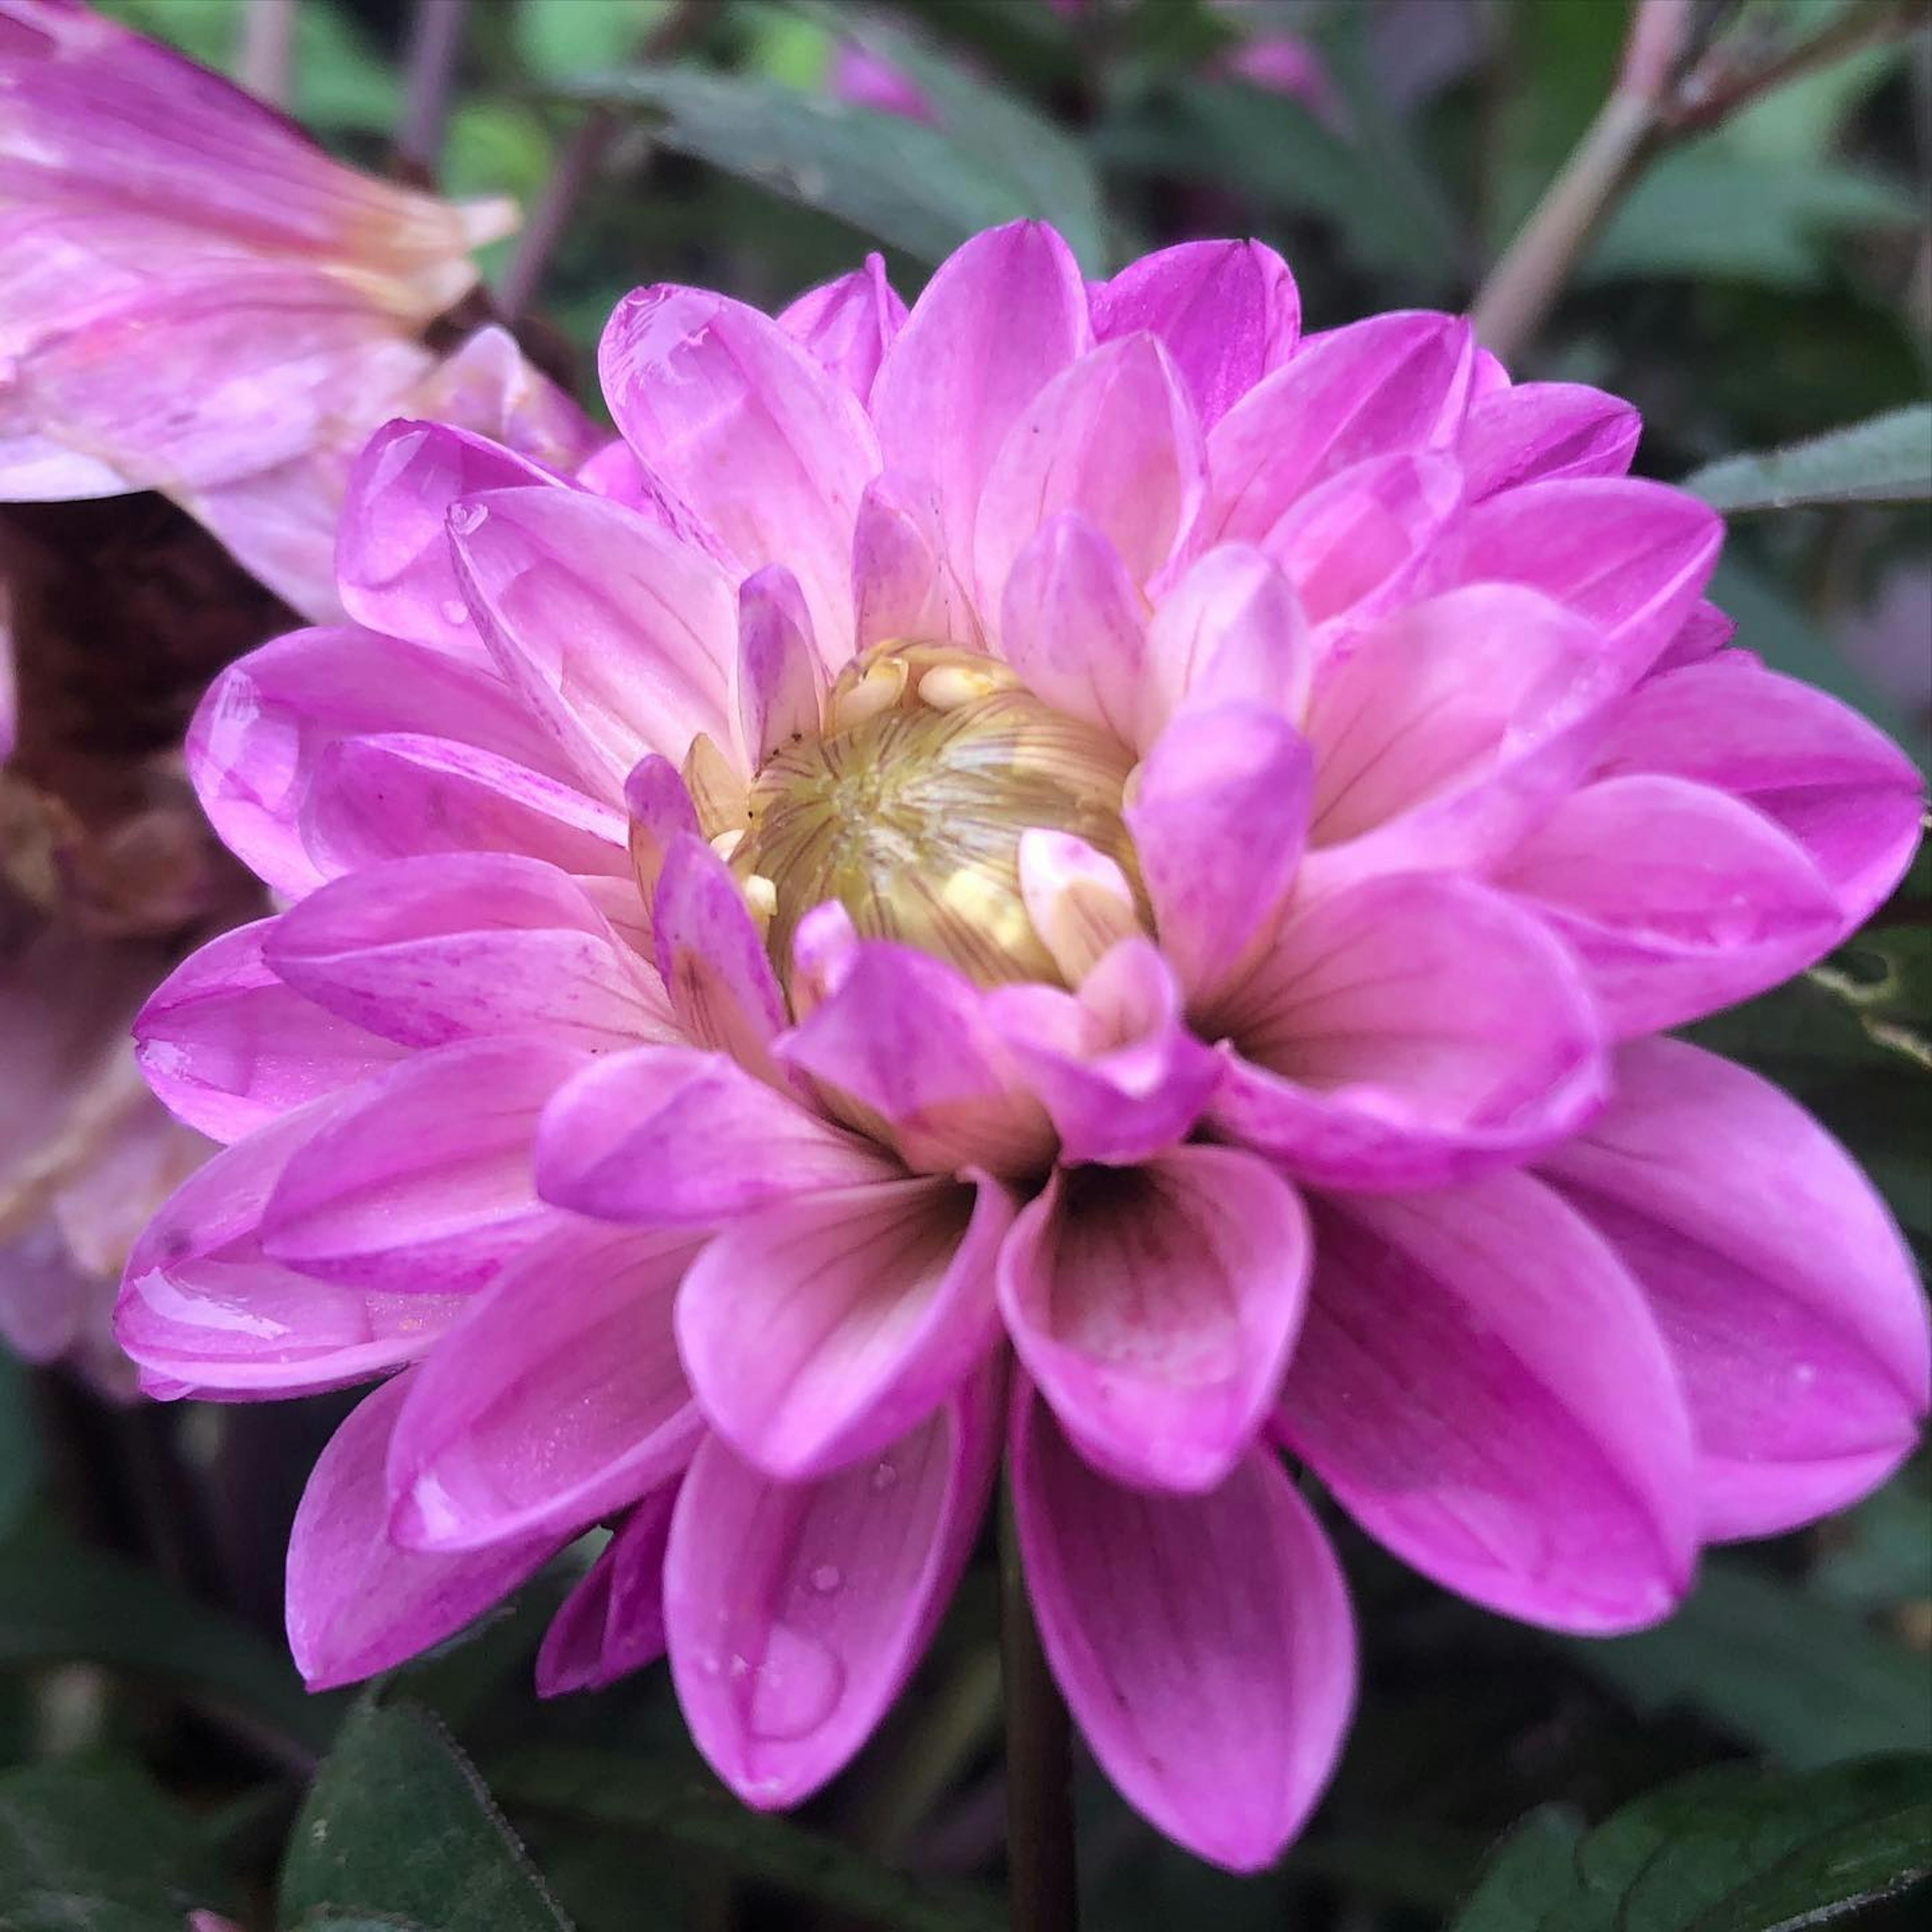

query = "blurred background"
[1,2,1927,1928]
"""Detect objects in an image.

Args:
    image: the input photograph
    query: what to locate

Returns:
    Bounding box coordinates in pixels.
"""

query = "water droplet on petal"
[448,502,488,536]
[809,1564,842,1594]
[745,1624,844,1742]
[439,598,470,627]
[868,1460,898,1494]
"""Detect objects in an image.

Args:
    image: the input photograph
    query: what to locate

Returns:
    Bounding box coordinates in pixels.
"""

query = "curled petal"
[538,1486,680,1696]
[998,513,1148,742]
[776,253,907,403]
[735,564,826,767]
[653,834,789,1081]
[1016,830,1141,988]
[850,469,983,654]
[1140,543,1311,742]
[1459,382,1641,501]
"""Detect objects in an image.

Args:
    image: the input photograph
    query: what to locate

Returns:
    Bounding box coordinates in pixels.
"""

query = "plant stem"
[1000,1478,1076,1932]
[237,0,297,106]
[396,0,468,180]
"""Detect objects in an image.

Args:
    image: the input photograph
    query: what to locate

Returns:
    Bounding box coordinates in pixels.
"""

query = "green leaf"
[0,1531,341,1764]
[549,67,1033,265]
[0,1757,236,1932]
[280,1699,572,1931]
[515,0,671,80]
[1685,407,1932,513]
[1558,1558,1928,1767]
[1452,1808,1585,1932]
[491,1745,1006,1932]
[0,1352,43,1539]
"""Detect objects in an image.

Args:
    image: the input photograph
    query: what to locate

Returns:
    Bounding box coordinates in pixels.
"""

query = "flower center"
[733,643,1144,993]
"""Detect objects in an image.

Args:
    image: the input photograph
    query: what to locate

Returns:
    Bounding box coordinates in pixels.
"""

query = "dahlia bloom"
[120,224,1927,1869]
[0,0,594,617]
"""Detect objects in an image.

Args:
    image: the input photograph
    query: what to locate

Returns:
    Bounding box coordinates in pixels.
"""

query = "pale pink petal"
[1498,774,1840,1036]
[1090,238,1299,430]
[1211,873,1606,1190]
[599,283,881,649]
[997,513,1147,741]
[1459,382,1641,501]
[1278,1179,1699,1633]
[735,564,827,766]
[1015,830,1140,986]
[871,221,1093,589]
[535,1043,893,1227]
[776,254,907,403]
[286,1375,559,1692]
[1139,544,1312,743]
[1001,1147,1309,1492]
[385,1221,703,1550]
[537,1486,679,1696]
[665,1369,1000,1808]
[1541,1038,1929,1541]
[850,469,983,654]
[677,1174,1010,1479]
[1013,1387,1354,1872]
[653,834,789,1081]
[261,1038,587,1294]
[134,919,405,1144]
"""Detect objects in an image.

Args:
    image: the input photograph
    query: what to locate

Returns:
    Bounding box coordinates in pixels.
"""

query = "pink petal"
[974,332,1205,609]
[1540,1038,1929,1541]
[1001,1147,1310,1492]
[735,563,827,764]
[1124,702,1314,1005]
[776,254,907,403]
[1651,598,1735,672]
[871,221,1093,588]
[665,1369,1001,1807]
[1203,311,1475,548]
[850,468,983,654]
[997,513,1147,741]
[115,1098,467,1399]
[134,919,404,1144]
[678,1174,1011,1480]
[1090,238,1300,431]
[1013,1387,1354,1872]
[1140,543,1312,743]
[265,852,669,1051]
[653,834,789,1080]
[1596,657,1924,934]
[1278,1178,1699,1633]
[1015,830,1141,986]
[1459,382,1641,501]
[286,1375,559,1692]
[535,1043,893,1227]
[599,283,881,650]
[385,1221,703,1550]
[450,483,737,792]
[1211,873,1606,1190]
[261,1038,587,1293]
[537,1486,679,1696]
[1498,774,1840,1036]
[187,625,580,900]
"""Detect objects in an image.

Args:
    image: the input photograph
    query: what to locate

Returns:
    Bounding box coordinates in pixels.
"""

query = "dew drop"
[867,1459,898,1494]
[447,502,488,536]
[438,598,470,627]
[745,1624,845,1742]
[808,1563,842,1595]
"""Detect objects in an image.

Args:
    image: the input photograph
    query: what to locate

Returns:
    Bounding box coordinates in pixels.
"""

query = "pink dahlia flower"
[119,224,1927,1869]
[0,0,594,617]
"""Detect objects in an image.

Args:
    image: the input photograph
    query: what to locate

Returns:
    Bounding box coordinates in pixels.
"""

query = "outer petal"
[1125,702,1314,1006]
[1277,1179,1699,1633]
[677,1174,1011,1480]
[1090,238,1299,430]
[1459,382,1641,501]
[535,1043,894,1227]
[974,333,1205,608]
[385,1222,703,1551]
[1210,873,1606,1191]
[665,1369,1000,1808]
[1000,1148,1310,1492]
[776,254,907,403]
[599,283,881,649]
[1013,1387,1354,1873]
[1139,543,1311,743]
[871,221,1093,586]
[286,1375,559,1692]
[261,1039,587,1293]
[537,1486,679,1696]
[1540,1038,1930,1541]
[134,920,405,1144]
[1498,774,1840,1036]
[1595,658,1924,933]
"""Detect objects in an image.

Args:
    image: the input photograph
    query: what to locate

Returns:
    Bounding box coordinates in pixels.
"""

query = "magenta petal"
[665,1369,1001,1808]
[998,513,1147,741]
[872,221,1093,586]
[736,564,828,762]
[265,853,669,1051]
[1001,1148,1310,1492]
[1279,1179,1699,1633]
[261,1038,586,1293]
[1651,598,1735,672]
[115,1097,469,1399]
[1596,657,1924,934]
[1541,1038,1929,1541]
[850,468,983,653]
[1013,1387,1354,1872]
[287,1375,560,1692]
[1125,702,1314,1004]
[1141,544,1312,743]
[1499,774,1840,1036]
[1090,239,1299,431]
[1212,873,1606,1190]
[1459,381,1641,501]
[678,1174,1011,1480]
[535,1044,893,1227]
[599,283,880,649]
[134,919,404,1144]
[776,253,907,403]
[653,834,789,1081]
[537,1486,679,1696]
[385,1222,702,1551]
